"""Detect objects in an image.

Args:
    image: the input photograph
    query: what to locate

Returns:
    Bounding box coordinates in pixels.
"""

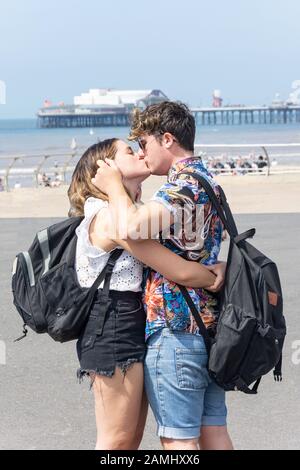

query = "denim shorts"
[144,327,227,439]
[76,290,146,385]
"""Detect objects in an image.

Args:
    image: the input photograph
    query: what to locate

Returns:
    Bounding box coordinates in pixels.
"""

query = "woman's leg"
[199,425,234,450]
[130,388,149,450]
[93,362,144,450]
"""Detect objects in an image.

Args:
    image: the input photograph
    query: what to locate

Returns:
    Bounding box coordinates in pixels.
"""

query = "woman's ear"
[105,159,119,170]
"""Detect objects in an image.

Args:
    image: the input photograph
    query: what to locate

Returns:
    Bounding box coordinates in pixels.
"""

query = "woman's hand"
[91,159,122,194]
[205,261,227,293]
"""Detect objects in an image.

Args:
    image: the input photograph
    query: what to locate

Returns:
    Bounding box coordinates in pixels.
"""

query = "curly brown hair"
[128,101,196,152]
[67,139,118,217]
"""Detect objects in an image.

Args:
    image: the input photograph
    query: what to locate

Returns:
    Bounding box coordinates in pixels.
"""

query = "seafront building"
[37,89,168,128]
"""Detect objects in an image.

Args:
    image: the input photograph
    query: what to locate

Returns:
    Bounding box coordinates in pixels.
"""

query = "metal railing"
[0,150,80,191]
[0,143,300,191]
[194,143,300,177]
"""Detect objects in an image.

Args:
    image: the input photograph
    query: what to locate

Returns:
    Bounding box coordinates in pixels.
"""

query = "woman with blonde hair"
[68,138,223,450]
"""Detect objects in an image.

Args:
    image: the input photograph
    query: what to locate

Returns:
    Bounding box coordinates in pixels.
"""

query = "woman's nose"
[137,148,145,159]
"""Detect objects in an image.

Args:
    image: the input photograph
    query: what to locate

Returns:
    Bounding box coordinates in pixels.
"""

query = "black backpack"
[179,172,286,394]
[12,216,123,343]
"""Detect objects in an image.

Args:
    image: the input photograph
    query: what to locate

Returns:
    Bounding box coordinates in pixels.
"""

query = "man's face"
[137,134,172,176]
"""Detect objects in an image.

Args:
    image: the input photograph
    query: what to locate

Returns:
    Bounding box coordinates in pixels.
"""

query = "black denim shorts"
[76,289,146,385]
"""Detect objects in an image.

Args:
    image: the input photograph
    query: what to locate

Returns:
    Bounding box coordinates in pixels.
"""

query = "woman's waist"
[94,289,142,301]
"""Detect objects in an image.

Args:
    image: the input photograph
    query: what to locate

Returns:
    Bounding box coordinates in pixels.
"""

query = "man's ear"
[163,132,174,149]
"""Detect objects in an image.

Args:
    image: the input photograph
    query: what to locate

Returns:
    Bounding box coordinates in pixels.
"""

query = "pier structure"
[37,108,130,128]
[192,105,300,126]
[37,104,300,128]
[37,87,300,128]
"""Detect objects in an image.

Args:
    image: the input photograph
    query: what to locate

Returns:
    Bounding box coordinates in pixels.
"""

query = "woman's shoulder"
[76,197,112,258]
[84,197,108,218]
[76,197,108,240]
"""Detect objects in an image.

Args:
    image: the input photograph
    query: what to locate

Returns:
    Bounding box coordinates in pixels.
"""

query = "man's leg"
[144,329,209,450]
[199,379,233,450]
[161,437,199,450]
[199,426,234,450]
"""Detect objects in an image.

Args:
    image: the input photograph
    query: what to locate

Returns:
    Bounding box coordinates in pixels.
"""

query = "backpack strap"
[89,249,123,336]
[273,354,283,381]
[180,171,257,245]
[177,284,212,354]
[234,228,256,245]
[174,172,238,357]
[173,171,230,355]
[235,377,261,394]
[179,171,239,238]
[89,248,123,297]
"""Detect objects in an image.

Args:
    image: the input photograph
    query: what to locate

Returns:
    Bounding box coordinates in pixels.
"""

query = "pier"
[192,105,300,126]
[37,105,300,128]
[37,109,130,128]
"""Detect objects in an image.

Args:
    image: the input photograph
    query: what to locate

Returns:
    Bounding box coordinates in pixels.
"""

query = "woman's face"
[113,140,151,180]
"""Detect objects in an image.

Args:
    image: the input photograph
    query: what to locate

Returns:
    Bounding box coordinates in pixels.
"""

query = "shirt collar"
[168,156,204,181]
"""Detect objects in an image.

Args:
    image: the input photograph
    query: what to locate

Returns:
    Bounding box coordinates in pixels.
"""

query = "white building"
[73,89,168,108]
[287,80,300,105]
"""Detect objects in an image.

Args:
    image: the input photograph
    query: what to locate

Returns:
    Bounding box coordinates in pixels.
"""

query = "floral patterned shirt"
[144,156,223,340]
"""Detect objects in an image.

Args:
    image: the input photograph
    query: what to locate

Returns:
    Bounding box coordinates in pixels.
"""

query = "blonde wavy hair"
[67,139,118,217]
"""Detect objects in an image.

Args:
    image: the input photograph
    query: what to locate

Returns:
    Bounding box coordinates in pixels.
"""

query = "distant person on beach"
[0,177,4,192]
[41,173,51,187]
[50,172,62,187]
[256,155,268,171]
[93,101,233,450]
[68,139,224,450]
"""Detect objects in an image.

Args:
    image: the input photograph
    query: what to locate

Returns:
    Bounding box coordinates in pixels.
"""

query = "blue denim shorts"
[144,328,227,439]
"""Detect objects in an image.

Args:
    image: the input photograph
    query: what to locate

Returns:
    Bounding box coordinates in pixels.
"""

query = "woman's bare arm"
[90,208,217,289]
[114,238,216,288]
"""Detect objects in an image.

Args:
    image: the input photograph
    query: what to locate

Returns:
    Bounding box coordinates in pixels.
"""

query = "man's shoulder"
[152,159,217,205]
[176,161,219,192]
[153,176,195,204]
[174,164,216,194]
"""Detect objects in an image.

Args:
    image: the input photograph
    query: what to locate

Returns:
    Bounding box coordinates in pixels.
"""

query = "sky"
[0,0,299,118]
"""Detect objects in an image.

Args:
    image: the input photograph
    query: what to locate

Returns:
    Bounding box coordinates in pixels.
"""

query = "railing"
[194,143,300,177]
[0,143,300,191]
[0,150,81,191]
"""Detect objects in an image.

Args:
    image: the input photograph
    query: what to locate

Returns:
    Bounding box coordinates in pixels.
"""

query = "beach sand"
[0,173,300,218]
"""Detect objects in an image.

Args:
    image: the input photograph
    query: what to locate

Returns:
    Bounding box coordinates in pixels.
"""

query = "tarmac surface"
[0,213,299,450]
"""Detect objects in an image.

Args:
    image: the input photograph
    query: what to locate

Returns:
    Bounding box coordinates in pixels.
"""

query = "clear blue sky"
[0,0,299,118]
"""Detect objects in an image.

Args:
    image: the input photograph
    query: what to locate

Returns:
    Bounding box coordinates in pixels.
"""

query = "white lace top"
[75,197,143,292]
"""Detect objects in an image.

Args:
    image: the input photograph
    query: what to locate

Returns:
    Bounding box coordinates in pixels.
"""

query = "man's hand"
[91,159,122,194]
[205,261,227,293]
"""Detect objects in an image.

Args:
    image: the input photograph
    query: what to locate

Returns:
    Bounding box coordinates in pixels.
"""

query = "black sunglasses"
[137,134,177,152]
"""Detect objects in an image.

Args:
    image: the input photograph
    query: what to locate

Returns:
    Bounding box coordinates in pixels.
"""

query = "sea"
[0,119,300,187]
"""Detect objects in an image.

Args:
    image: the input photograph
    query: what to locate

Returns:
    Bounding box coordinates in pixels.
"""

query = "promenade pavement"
[0,214,299,449]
